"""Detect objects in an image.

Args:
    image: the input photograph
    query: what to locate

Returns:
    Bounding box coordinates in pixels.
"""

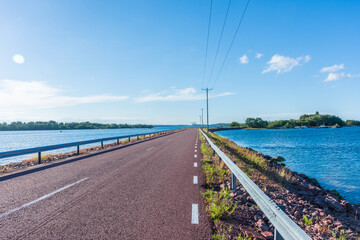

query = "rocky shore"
[201,131,360,240]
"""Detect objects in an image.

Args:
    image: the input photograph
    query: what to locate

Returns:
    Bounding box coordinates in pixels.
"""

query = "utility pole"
[202,88,212,132]
[201,108,204,128]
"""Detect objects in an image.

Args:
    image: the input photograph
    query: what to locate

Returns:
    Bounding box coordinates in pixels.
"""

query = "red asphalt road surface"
[0,129,212,240]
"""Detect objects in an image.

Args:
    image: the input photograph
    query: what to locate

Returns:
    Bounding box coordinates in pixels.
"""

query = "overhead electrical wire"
[201,0,213,88]
[209,0,251,88]
[206,0,232,88]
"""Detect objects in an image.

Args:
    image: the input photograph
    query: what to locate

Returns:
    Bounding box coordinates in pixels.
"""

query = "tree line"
[229,112,360,129]
[0,121,153,131]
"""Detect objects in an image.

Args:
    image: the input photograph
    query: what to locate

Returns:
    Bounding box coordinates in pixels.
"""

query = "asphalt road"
[0,129,211,239]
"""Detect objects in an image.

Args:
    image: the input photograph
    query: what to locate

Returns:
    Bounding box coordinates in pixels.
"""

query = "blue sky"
[1,0,359,124]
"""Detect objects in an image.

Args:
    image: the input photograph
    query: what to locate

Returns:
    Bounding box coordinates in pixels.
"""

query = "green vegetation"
[242,112,360,128]
[303,215,313,226]
[345,120,360,126]
[332,230,349,240]
[204,130,296,186]
[0,121,153,131]
[245,118,268,128]
[228,121,241,127]
[202,188,237,221]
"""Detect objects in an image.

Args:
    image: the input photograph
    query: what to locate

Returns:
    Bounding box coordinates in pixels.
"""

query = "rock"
[275,156,285,162]
[261,231,273,239]
[345,202,355,213]
[294,210,302,219]
[246,196,255,203]
[256,219,269,231]
[314,195,325,206]
[254,214,262,221]
[325,198,344,212]
[263,155,273,160]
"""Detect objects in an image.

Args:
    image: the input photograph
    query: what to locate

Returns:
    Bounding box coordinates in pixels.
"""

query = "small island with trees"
[0,121,153,131]
[227,112,360,129]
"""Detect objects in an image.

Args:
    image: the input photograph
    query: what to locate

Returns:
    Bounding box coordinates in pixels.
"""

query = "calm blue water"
[0,126,188,165]
[217,127,360,204]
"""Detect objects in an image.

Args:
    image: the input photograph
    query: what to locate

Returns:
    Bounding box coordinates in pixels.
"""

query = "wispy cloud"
[0,79,129,109]
[262,54,311,74]
[255,53,263,59]
[134,87,235,103]
[239,54,249,64]
[320,64,344,73]
[320,64,358,82]
[324,72,356,82]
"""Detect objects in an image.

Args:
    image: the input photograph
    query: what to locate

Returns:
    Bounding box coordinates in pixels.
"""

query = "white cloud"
[262,54,311,74]
[13,54,25,64]
[320,64,344,73]
[324,72,355,82]
[255,53,263,59]
[134,87,235,103]
[239,54,249,64]
[304,55,311,63]
[0,79,129,110]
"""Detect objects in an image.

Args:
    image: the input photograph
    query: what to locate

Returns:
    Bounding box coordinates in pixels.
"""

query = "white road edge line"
[194,162,198,167]
[191,204,199,224]
[0,177,88,219]
[146,147,154,151]
[193,176,198,184]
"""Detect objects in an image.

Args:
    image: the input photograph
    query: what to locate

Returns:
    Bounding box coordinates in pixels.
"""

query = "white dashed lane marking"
[193,176,198,184]
[194,162,198,167]
[191,204,199,224]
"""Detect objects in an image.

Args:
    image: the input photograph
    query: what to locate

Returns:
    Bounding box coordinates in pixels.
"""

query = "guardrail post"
[137,136,139,140]
[274,205,286,240]
[231,161,237,190]
[219,156,222,163]
[128,137,130,142]
[77,145,80,155]
[101,141,104,149]
[38,152,42,164]
[117,139,120,145]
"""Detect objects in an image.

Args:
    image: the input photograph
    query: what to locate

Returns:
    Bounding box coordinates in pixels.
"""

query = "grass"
[199,129,238,239]
[202,188,237,221]
[203,130,296,187]
[332,230,349,240]
[302,215,313,226]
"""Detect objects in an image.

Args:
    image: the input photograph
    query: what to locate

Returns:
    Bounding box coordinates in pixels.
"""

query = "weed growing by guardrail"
[303,215,313,226]
[202,188,237,221]
[199,129,245,239]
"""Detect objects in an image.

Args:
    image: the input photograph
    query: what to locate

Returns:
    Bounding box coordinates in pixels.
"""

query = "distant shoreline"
[0,121,153,131]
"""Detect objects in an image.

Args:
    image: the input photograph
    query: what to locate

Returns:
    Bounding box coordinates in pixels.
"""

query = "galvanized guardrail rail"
[200,129,312,240]
[0,130,170,164]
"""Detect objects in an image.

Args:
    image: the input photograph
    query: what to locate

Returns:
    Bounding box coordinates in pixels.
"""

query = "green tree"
[228,121,241,127]
[245,118,268,128]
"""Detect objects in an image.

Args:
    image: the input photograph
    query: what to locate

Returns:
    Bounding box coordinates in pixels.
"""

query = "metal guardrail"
[200,129,312,240]
[0,130,171,164]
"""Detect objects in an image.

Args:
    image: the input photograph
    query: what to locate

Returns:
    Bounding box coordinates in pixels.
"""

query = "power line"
[209,0,251,88]
[206,0,232,88]
[201,0,213,88]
